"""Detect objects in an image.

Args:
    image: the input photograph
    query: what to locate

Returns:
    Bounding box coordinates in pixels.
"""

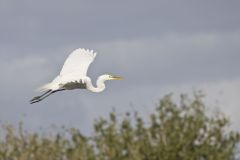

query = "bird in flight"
[30,48,122,104]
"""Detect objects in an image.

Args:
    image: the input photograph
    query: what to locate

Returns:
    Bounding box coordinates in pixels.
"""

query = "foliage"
[0,93,239,160]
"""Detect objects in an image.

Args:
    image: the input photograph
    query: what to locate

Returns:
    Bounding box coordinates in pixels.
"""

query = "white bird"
[30,48,122,104]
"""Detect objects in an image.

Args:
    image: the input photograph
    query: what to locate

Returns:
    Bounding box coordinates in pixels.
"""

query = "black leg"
[30,89,65,104]
[30,90,52,101]
[30,91,53,104]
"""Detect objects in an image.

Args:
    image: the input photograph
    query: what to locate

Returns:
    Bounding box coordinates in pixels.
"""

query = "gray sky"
[0,0,240,134]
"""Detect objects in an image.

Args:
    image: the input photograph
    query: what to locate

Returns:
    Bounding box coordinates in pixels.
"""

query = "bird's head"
[100,74,123,81]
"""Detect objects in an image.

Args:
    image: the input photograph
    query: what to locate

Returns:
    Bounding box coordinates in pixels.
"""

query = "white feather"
[37,48,97,91]
[60,48,97,77]
[36,83,52,92]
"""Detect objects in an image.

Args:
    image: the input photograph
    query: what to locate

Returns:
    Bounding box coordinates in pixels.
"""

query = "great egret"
[30,48,122,104]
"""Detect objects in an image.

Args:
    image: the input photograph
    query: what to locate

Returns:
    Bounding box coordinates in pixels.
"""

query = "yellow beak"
[112,76,123,80]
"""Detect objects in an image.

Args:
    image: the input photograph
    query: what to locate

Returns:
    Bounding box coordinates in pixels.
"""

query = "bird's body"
[30,48,122,104]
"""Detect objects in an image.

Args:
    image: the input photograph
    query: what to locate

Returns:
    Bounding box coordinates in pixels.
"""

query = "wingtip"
[69,48,97,61]
[93,52,97,57]
[83,48,97,57]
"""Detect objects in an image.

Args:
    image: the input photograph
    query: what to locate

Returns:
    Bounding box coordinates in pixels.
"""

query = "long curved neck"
[85,76,106,93]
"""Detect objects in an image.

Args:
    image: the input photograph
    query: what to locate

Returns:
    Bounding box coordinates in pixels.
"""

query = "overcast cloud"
[0,0,240,134]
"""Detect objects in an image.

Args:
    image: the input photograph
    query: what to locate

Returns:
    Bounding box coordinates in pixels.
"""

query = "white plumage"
[30,48,122,104]
[37,48,97,92]
[60,48,97,77]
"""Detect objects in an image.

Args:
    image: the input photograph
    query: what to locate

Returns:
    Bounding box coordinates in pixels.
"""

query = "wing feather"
[60,48,97,77]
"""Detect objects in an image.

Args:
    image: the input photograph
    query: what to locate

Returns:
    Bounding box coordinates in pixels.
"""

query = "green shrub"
[0,93,239,160]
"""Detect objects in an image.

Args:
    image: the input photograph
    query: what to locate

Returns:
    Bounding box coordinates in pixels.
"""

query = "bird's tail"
[36,83,52,92]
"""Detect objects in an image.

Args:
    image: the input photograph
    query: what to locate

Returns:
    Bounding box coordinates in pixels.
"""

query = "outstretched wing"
[60,48,97,77]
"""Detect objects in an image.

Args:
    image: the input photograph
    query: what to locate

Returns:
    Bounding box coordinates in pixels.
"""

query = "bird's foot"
[31,96,41,101]
[30,96,42,104]
[30,99,40,104]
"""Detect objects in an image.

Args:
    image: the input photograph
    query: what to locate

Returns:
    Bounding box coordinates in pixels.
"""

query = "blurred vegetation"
[0,93,239,160]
